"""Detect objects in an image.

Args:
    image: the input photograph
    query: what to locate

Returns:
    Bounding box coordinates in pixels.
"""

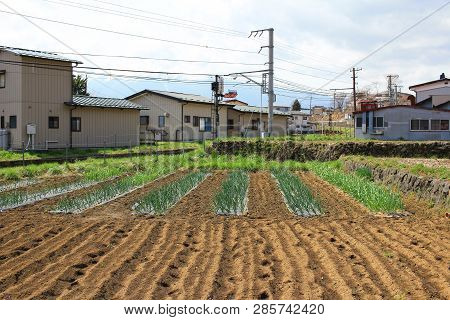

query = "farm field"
[0,166,448,300]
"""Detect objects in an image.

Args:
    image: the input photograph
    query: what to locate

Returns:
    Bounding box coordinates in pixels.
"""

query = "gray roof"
[151,90,214,103]
[65,96,147,110]
[0,46,82,64]
[127,89,231,106]
[232,105,289,116]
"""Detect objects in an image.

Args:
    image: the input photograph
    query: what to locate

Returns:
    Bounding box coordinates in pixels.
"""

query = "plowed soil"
[0,170,448,300]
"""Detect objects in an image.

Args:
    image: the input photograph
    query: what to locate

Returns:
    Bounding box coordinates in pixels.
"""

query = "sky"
[1,0,449,108]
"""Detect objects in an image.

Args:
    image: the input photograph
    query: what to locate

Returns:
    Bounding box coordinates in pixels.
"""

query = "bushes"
[213,171,249,215]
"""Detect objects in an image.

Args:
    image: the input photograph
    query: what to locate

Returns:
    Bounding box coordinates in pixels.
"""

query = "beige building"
[0,46,144,149]
[227,105,289,137]
[127,90,230,141]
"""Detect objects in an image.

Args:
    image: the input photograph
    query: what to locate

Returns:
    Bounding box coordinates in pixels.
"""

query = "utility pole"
[386,74,399,105]
[249,28,274,137]
[309,96,312,115]
[351,68,362,113]
[211,75,223,139]
[330,88,352,110]
[351,67,362,137]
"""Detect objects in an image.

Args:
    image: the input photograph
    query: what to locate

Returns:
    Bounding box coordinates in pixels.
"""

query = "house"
[409,73,449,104]
[126,90,230,141]
[64,96,146,148]
[274,105,291,113]
[288,111,315,134]
[311,106,326,115]
[227,105,289,137]
[223,99,248,106]
[354,75,449,140]
[0,46,145,149]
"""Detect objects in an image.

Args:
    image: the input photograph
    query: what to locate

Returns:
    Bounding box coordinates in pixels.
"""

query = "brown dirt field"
[0,170,448,300]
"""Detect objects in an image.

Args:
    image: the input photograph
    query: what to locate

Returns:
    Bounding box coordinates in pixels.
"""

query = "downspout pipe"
[181,102,187,142]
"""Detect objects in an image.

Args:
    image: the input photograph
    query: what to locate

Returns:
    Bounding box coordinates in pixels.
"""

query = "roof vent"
[440,73,446,80]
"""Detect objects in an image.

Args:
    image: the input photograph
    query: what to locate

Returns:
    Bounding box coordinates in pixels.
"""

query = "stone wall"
[343,161,449,207]
[210,141,450,161]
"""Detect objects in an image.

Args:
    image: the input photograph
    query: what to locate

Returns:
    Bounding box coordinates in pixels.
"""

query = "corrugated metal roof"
[232,105,289,116]
[0,46,82,64]
[127,89,232,106]
[151,90,214,103]
[66,96,147,110]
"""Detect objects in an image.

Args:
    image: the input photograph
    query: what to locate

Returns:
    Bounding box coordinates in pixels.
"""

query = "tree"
[72,75,89,96]
[291,99,301,111]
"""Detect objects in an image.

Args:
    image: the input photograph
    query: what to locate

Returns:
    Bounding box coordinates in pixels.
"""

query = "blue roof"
[66,96,147,110]
[0,46,82,64]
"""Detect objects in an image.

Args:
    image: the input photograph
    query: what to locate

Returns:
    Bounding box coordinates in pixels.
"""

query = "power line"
[0,58,268,78]
[274,57,340,75]
[40,0,246,37]
[276,66,349,83]
[91,0,246,36]
[49,51,265,66]
[318,1,450,89]
[88,0,345,73]
[0,9,260,54]
[37,0,348,76]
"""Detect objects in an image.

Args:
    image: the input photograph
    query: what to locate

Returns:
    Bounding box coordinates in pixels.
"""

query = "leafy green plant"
[0,179,38,193]
[355,167,373,180]
[0,180,98,211]
[54,167,176,214]
[213,171,249,215]
[308,162,404,213]
[133,171,208,215]
[272,169,321,216]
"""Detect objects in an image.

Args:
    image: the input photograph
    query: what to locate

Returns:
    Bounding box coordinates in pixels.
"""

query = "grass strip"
[213,171,249,215]
[133,171,208,215]
[272,169,321,216]
[308,162,404,213]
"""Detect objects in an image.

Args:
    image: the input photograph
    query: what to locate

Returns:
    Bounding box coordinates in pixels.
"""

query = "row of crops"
[0,161,405,215]
[307,162,404,213]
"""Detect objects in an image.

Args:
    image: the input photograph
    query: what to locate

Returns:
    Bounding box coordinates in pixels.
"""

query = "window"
[431,119,449,131]
[184,115,191,123]
[193,116,199,127]
[251,119,259,130]
[227,119,234,129]
[410,119,429,131]
[0,70,5,88]
[199,117,211,132]
[0,116,4,129]
[71,117,81,132]
[140,116,149,126]
[9,116,17,129]
[356,117,362,128]
[373,116,384,128]
[158,115,165,127]
[303,116,308,120]
[48,116,59,129]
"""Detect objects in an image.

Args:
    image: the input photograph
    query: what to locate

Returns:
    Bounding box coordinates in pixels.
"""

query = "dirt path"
[0,170,448,300]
